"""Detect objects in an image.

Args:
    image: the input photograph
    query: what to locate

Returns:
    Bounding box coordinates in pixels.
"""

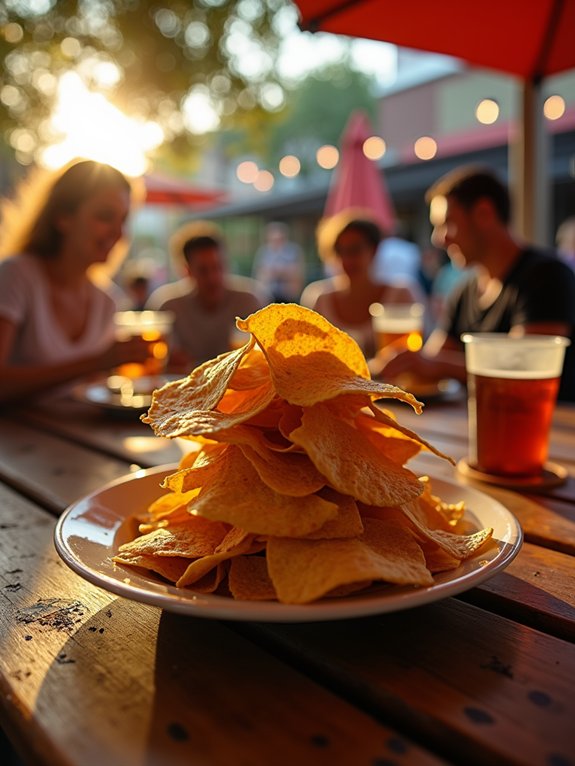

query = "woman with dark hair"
[300,209,420,358]
[0,158,147,403]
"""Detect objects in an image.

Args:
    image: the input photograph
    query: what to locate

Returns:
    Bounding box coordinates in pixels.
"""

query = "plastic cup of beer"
[369,302,424,360]
[114,310,174,380]
[462,333,569,477]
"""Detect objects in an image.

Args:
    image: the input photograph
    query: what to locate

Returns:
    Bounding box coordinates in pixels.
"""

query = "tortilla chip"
[176,531,263,588]
[237,304,422,411]
[143,338,255,437]
[267,518,433,604]
[400,500,493,559]
[115,517,229,559]
[207,424,326,496]
[113,552,190,583]
[228,555,277,600]
[304,489,364,539]
[290,402,424,507]
[188,445,339,537]
[368,403,454,464]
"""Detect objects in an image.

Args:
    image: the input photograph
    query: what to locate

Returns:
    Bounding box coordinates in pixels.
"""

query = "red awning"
[143,173,228,207]
[295,0,575,81]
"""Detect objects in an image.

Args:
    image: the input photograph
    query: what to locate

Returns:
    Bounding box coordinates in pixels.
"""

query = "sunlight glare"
[182,89,221,134]
[39,72,164,176]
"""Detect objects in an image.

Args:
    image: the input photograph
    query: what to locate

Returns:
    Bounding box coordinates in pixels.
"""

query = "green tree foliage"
[213,58,379,177]
[267,61,378,174]
[0,0,289,166]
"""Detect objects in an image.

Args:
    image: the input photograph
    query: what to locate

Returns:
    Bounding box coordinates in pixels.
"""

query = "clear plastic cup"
[369,302,424,360]
[462,333,569,476]
[114,310,174,379]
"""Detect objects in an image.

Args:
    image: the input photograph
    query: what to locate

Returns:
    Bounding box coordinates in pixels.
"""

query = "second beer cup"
[369,302,424,361]
[114,310,174,380]
[462,333,569,477]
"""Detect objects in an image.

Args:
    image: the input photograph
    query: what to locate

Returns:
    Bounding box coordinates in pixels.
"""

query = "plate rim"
[54,463,523,622]
[72,375,178,413]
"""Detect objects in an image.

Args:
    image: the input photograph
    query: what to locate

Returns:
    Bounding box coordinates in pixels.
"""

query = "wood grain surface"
[1,393,574,766]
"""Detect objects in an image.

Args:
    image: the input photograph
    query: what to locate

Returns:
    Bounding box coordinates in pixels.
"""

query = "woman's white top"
[0,253,116,365]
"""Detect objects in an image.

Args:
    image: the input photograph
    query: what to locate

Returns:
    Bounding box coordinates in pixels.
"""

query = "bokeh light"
[414,136,437,160]
[544,95,566,120]
[475,98,500,124]
[253,169,274,191]
[279,154,301,177]
[316,144,339,169]
[362,135,386,160]
[236,160,259,183]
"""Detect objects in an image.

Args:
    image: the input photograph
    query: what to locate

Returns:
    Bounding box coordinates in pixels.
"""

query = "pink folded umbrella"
[324,110,397,235]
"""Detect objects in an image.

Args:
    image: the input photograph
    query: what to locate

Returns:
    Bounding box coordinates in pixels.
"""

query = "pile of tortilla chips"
[113,304,493,604]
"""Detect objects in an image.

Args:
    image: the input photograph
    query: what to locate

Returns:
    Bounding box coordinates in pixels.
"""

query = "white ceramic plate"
[54,464,523,622]
[72,375,177,413]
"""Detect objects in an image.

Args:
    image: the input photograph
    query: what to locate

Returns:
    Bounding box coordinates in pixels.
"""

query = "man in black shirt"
[381,166,575,401]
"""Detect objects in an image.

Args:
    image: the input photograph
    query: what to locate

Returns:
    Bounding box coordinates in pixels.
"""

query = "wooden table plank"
[0,418,137,515]
[0,484,449,766]
[8,398,184,469]
[241,601,575,766]
[461,541,575,642]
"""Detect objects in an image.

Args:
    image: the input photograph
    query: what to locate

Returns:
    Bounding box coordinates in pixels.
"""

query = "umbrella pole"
[510,79,551,246]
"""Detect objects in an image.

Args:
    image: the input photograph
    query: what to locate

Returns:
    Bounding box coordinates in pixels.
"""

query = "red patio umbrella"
[324,110,397,234]
[295,0,575,80]
[293,0,575,243]
[143,173,228,207]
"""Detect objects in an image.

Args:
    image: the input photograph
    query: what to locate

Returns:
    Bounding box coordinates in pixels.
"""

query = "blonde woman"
[300,209,421,359]
[0,159,148,403]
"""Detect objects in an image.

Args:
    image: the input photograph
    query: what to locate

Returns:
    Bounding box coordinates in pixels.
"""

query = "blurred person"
[0,158,149,404]
[372,222,422,288]
[556,215,575,270]
[146,220,269,369]
[429,248,467,322]
[252,221,305,303]
[380,166,575,401]
[417,246,445,297]
[119,258,155,310]
[300,209,421,359]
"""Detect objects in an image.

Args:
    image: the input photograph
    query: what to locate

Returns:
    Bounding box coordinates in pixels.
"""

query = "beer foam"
[468,367,560,380]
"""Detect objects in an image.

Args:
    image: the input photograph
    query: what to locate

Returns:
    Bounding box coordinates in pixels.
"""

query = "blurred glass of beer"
[462,333,569,476]
[114,310,174,379]
[369,302,424,360]
[229,326,250,350]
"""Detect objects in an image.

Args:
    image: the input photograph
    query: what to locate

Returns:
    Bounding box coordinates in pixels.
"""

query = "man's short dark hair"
[182,235,220,263]
[169,220,224,268]
[426,166,511,225]
[336,219,382,251]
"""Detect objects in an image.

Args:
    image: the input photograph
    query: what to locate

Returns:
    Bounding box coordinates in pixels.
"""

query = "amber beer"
[114,311,173,379]
[370,303,424,359]
[462,334,569,478]
[468,372,560,476]
[374,328,423,355]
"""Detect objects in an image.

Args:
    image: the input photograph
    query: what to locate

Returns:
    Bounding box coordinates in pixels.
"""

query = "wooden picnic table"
[0,388,574,766]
